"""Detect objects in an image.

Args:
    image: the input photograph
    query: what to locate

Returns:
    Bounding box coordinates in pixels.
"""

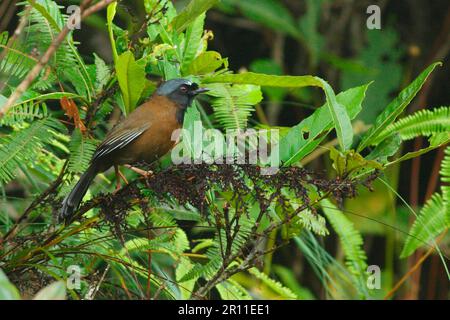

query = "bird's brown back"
[103,95,182,167]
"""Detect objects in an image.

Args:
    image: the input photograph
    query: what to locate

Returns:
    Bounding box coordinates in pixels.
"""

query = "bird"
[60,78,209,222]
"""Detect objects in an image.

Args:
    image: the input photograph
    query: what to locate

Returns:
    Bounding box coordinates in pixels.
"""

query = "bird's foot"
[114,166,129,193]
[124,164,154,178]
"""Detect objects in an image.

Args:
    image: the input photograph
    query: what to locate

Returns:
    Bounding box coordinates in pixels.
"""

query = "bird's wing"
[92,123,151,161]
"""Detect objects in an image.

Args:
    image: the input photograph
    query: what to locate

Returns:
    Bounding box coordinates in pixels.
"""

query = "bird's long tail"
[60,164,98,222]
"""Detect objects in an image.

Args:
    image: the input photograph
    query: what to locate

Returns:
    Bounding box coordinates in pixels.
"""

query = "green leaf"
[107,1,118,63]
[181,13,206,75]
[33,281,66,300]
[358,62,442,151]
[329,148,382,177]
[321,199,368,277]
[227,0,300,38]
[116,51,146,114]
[279,83,370,166]
[0,269,20,300]
[188,51,227,75]
[366,133,402,163]
[171,0,218,33]
[249,59,286,101]
[204,72,355,151]
[401,193,449,258]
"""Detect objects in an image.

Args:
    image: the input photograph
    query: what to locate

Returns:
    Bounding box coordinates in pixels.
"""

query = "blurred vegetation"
[0,0,449,300]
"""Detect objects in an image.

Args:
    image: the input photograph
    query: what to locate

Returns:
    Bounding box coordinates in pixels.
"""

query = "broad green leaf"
[358,62,442,151]
[0,269,20,300]
[204,72,355,151]
[107,1,118,63]
[329,147,382,177]
[401,193,449,258]
[171,0,218,33]
[116,51,146,114]
[226,0,300,38]
[188,51,227,75]
[278,84,370,166]
[33,281,66,300]
[181,13,206,75]
[250,59,286,102]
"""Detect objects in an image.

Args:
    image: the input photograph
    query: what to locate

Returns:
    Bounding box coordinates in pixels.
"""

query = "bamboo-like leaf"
[171,0,218,33]
[358,62,442,151]
[116,51,145,114]
[279,83,370,166]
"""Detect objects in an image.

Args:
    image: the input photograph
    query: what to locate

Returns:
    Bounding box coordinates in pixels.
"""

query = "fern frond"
[0,31,37,80]
[374,106,450,145]
[216,279,252,300]
[321,199,368,276]
[401,193,449,258]
[0,102,48,126]
[68,129,97,173]
[0,117,65,184]
[206,83,262,130]
[439,146,450,223]
[249,267,297,299]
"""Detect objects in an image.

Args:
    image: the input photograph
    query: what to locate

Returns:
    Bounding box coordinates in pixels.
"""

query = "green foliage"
[401,193,449,258]
[341,28,403,123]
[358,62,442,151]
[1,0,448,301]
[204,72,354,151]
[0,118,65,185]
[279,83,370,166]
[373,106,450,145]
[116,51,146,114]
[321,199,368,278]
[171,0,218,33]
[68,129,97,174]
[206,83,263,129]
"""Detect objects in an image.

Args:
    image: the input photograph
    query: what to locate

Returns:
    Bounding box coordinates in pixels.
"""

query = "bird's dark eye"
[180,85,188,93]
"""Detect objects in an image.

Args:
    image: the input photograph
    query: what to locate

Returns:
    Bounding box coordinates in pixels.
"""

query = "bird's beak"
[190,87,210,95]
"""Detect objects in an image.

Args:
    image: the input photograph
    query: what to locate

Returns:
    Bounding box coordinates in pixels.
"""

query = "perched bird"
[60,79,209,222]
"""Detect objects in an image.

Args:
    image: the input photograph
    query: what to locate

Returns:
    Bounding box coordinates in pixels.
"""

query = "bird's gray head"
[156,79,209,109]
